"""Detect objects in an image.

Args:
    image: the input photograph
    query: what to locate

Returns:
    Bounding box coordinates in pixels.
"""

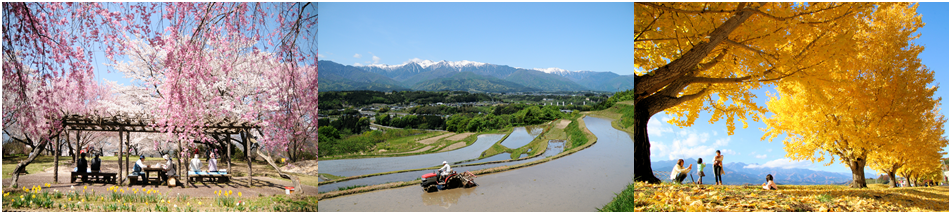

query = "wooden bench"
[188,172,231,183]
[71,169,117,183]
[127,173,147,186]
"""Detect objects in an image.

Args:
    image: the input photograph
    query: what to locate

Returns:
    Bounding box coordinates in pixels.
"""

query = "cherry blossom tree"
[4,2,315,188]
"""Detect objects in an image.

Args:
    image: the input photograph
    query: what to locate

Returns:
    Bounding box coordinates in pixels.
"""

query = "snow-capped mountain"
[319,59,641,92]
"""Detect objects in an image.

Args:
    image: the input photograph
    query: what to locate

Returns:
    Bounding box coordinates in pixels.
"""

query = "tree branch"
[638,2,739,14]
[634,3,759,101]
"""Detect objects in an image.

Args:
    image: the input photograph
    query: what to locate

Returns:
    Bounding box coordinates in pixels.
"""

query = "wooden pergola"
[54,113,260,187]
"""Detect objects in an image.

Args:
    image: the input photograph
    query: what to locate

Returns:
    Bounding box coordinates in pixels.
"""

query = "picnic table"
[128,166,167,186]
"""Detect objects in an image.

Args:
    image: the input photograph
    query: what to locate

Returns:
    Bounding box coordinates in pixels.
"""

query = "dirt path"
[419,132,455,145]
[397,146,433,154]
[554,119,570,129]
[438,142,466,152]
[445,133,474,141]
[2,171,318,196]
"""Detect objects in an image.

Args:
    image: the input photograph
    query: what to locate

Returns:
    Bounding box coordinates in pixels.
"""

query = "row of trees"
[376,115,446,130]
[447,106,566,133]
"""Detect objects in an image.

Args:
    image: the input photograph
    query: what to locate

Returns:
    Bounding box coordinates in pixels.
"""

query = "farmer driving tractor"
[438,161,451,180]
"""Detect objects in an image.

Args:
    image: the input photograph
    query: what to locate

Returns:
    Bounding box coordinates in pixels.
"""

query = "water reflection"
[320,134,504,177]
[420,187,477,209]
[499,127,543,149]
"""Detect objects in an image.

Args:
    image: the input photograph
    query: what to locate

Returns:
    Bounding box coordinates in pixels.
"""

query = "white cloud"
[651,129,732,161]
[372,55,381,64]
[318,53,325,58]
[647,117,673,137]
[755,154,767,159]
[744,158,811,169]
[767,149,772,152]
[353,53,362,58]
[353,62,364,66]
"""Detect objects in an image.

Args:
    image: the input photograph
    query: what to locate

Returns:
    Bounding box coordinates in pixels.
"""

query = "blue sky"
[314,2,950,175]
[317,2,635,72]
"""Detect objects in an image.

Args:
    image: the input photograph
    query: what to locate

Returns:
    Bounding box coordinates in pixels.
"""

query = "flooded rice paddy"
[318,116,637,211]
[498,126,543,149]
[318,134,505,177]
[318,139,567,192]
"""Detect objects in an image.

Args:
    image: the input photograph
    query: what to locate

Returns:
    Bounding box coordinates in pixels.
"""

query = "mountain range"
[650,158,877,185]
[319,59,639,92]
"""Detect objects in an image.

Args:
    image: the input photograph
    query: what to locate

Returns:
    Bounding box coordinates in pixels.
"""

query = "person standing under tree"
[714,150,724,185]
[697,158,706,185]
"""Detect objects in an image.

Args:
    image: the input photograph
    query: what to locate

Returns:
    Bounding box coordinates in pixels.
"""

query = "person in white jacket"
[439,161,452,179]
[670,159,693,184]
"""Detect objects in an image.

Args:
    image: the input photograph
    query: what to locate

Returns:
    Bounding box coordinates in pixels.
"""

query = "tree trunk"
[69,134,75,164]
[228,134,232,175]
[887,171,897,188]
[848,157,867,188]
[54,135,60,183]
[256,149,302,194]
[631,102,662,183]
[119,131,123,185]
[243,130,253,187]
[124,132,130,184]
[9,140,48,188]
[175,140,186,187]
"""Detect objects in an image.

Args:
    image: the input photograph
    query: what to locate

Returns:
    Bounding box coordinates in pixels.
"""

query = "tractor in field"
[421,170,477,192]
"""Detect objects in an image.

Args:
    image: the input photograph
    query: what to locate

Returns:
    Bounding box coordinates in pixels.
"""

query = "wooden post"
[54,134,60,183]
[124,131,130,184]
[228,134,232,175]
[118,131,123,185]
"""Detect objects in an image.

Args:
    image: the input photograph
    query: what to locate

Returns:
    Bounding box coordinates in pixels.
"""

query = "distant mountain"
[320,59,638,92]
[411,71,537,93]
[318,60,408,91]
[503,69,589,92]
[651,159,876,185]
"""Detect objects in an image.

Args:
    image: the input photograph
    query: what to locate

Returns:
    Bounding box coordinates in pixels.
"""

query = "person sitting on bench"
[190,154,202,173]
[160,155,172,182]
[165,158,178,186]
[132,155,147,183]
[208,153,219,172]
[91,153,102,173]
[76,153,89,182]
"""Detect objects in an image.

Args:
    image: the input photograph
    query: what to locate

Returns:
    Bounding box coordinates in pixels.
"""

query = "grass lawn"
[599,182,949,212]
[2,155,57,181]
[1,185,316,212]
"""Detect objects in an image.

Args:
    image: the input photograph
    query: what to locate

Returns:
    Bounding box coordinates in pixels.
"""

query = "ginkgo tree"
[617,2,878,182]
[762,3,944,188]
